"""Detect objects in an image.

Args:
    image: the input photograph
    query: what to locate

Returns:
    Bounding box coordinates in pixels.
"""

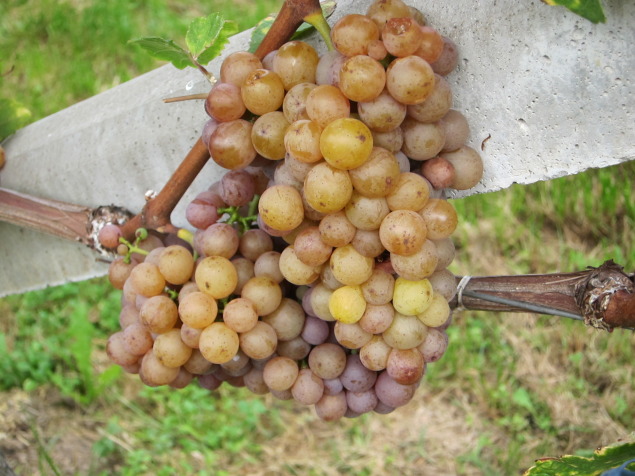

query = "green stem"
[303,10,333,51]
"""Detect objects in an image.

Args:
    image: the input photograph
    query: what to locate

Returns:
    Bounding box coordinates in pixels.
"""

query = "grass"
[1,0,634,474]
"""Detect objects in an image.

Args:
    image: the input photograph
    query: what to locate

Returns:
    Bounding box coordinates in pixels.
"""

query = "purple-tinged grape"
[374,371,417,408]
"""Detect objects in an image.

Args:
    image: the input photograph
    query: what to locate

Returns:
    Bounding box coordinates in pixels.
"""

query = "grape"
[263,356,299,391]
[251,111,290,160]
[108,258,135,290]
[199,322,239,364]
[315,50,346,86]
[158,245,194,285]
[209,119,257,170]
[186,191,224,230]
[178,291,218,329]
[140,350,180,386]
[239,229,273,262]
[318,211,356,247]
[303,162,353,214]
[420,157,456,190]
[372,127,404,153]
[239,321,278,360]
[334,321,372,350]
[170,368,194,389]
[205,82,246,122]
[418,328,449,363]
[359,303,395,334]
[221,350,251,376]
[367,39,388,61]
[346,389,378,414]
[139,295,178,334]
[383,312,428,350]
[361,268,395,305]
[322,377,344,396]
[417,292,451,327]
[272,41,319,89]
[331,14,380,57]
[195,256,238,299]
[243,367,269,395]
[401,118,446,161]
[262,297,305,341]
[386,347,425,385]
[320,117,374,170]
[443,146,484,190]
[374,371,417,408]
[278,246,320,286]
[183,349,214,375]
[283,82,317,123]
[309,283,336,321]
[392,277,433,315]
[386,56,435,106]
[393,173,441,214]
[231,256,255,294]
[382,18,424,58]
[315,392,348,421]
[348,146,400,198]
[428,269,457,301]
[180,323,202,349]
[390,239,438,280]
[198,372,223,391]
[219,169,256,207]
[358,91,407,133]
[418,198,458,240]
[414,26,444,64]
[359,335,392,371]
[222,297,259,333]
[129,262,166,297]
[292,368,324,405]
[351,229,385,258]
[340,354,377,392]
[253,251,284,282]
[305,85,350,128]
[240,275,282,316]
[301,315,330,345]
[379,209,427,256]
[440,109,470,152]
[407,75,452,123]
[366,0,412,30]
[338,55,386,102]
[276,336,311,360]
[285,153,315,181]
[284,120,323,164]
[201,118,219,148]
[433,237,456,270]
[258,184,304,232]
[241,68,285,115]
[329,285,366,324]
[430,36,459,76]
[107,331,141,367]
[330,244,374,286]
[220,51,263,86]
[119,304,139,330]
[153,328,193,368]
[293,226,333,267]
[308,343,347,379]
[99,224,122,249]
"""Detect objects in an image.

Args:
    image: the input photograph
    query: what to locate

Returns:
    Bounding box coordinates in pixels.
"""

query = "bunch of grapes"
[100,0,483,421]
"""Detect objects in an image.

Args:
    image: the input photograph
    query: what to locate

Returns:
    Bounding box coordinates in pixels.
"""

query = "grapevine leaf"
[0,98,32,141]
[186,13,238,65]
[197,20,239,65]
[248,0,337,53]
[541,0,606,23]
[523,437,635,476]
[127,37,193,70]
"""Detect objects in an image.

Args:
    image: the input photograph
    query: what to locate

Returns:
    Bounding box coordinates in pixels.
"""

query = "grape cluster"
[101,0,483,421]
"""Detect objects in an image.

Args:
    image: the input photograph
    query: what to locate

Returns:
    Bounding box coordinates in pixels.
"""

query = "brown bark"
[450,260,635,331]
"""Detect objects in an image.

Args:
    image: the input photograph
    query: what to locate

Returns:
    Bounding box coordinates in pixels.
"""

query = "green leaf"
[128,37,193,70]
[186,13,238,65]
[197,20,238,65]
[542,0,607,23]
[524,436,635,476]
[0,98,32,141]
[248,0,337,53]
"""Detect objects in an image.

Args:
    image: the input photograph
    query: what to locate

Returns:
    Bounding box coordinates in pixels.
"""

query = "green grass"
[1,0,634,475]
